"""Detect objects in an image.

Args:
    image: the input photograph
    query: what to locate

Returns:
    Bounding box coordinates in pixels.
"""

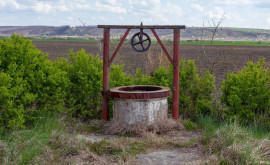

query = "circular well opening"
[109,85,170,99]
[118,86,162,92]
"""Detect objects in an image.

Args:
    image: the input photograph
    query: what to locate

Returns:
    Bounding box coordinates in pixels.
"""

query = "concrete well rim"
[109,85,170,100]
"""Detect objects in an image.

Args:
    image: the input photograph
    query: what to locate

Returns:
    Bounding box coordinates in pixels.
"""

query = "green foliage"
[109,64,134,88]
[65,50,103,119]
[152,60,215,119]
[109,66,153,87]
[179,60,215,119]
[221,59,270,122]
[152,66,172,87]
[0,34,68,129]
[0,34,215,129]
[0,114,64,164]
[183,121,196,131]
[134,68,152,85]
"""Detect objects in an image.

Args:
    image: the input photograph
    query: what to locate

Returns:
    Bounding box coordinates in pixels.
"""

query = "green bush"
[221,59,270,122]
[109,64,134,88]
[0,34,216,129]
[63,50,103,119]
[183,120,196,131]
[110,66,152,87]
[179,60,215,118]
[152,60,215,119]
[133,68,152,85]
[0,34,68,129]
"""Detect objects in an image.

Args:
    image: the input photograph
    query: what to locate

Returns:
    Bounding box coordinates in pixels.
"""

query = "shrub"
[152,60,215,119]
[64,50,103,119]
[0,34,216,128]
[109,64,134,88]
[179,60,215,118]
[183,120,196,131]
[221,59,270,122]
[0,34,68,129]
[152,66,172,87]
[133,68,152,85]
[110,66,152,87]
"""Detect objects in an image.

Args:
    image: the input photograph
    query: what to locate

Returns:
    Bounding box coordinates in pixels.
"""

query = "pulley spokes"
[131,32,151,52]
[130,23,151,52]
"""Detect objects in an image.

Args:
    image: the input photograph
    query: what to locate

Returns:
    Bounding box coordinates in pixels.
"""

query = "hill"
[0,26,269,41]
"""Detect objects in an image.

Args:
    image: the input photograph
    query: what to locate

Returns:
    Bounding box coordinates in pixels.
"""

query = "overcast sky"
[0,0,270,29]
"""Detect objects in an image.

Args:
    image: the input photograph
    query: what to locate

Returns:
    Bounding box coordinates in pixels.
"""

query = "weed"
[144,45,170,75]
[198,115,270,164]
[88,139,122,155]
[182,120,197,131]
[0,114,64,164]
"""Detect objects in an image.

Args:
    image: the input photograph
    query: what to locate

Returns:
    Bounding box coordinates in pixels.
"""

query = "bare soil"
[33,41,270,98]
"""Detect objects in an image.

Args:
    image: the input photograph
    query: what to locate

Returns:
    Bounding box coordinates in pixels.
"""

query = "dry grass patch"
[104,118,184,135]
[199,116,270,165]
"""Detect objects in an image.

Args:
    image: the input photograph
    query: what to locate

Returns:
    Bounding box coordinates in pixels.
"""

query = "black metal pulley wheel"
[131,32,151,52]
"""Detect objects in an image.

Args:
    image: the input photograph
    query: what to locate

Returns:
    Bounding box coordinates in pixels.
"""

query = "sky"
[0,0,270,29]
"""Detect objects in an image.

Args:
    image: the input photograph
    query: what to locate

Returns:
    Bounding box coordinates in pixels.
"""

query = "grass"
[222,27,270,34]
[1,113,269,164]
[32,38,270,47]
[180,120,197,131]
[0,114,65,164]
[2,35,270,47]
[0,114,198,164]
[180,40,270,46]
[198,116,270,164]
[31,37,96,42]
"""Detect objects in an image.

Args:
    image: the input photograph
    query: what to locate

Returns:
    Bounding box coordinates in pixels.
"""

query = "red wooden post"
[172,28,180,120]
[102,28,110,121]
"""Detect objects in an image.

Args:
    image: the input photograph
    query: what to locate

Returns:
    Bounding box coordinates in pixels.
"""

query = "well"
[99,24,185,121]
[109,85,170,128]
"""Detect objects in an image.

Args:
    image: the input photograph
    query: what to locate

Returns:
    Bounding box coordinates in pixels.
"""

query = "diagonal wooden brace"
[109,29,130,65]
[151,29,173,65]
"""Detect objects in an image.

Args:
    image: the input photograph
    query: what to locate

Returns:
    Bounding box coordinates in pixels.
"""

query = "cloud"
[105,0,117,5]
[57,4,71,12]
[214,0,252,5]
[191,4,204,12]
[256,2,270,8]
[206,7,225,19]
[267,18,270,25]
[0,0,72,14]
[119,16,124,21]
[91,16,106,21]
[67,16,73,21]
[128,0,181,24]
[74,1,127,14]
[164,2,182,16]
[94,2,127,14]
[0,0,27,10]
[0,0,268,28]
[0,0,126,14]
[31,2,53,14]
[128,0,161,9]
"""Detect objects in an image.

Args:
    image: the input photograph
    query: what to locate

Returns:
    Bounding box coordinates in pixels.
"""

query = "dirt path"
[75,128,211,165]
[136,148,204,165]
